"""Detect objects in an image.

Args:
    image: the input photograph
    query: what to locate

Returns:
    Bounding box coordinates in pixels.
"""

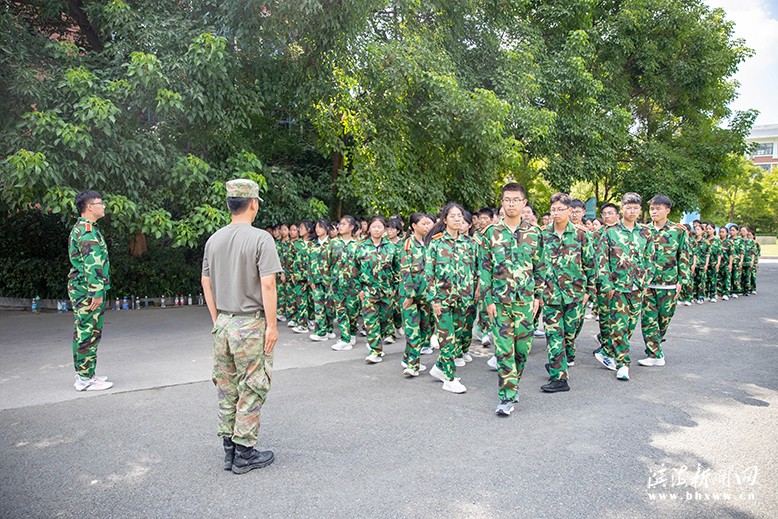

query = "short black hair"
[478,207,495,218]
[648,194,672,209]
[621,192,642,206]
[550,193,572,207]
[227,197,253,215]
[570,199,585,210]
[75,190,102,214]
[501,182,527,199]
[601,203,618,214]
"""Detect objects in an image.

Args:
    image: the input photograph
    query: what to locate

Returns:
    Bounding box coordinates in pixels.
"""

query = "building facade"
[746,124,778,172]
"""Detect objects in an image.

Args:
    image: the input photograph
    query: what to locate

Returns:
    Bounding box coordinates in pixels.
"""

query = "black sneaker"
[232,444,275,474]
[223,437,235,471]
[541,379,570,393]
[544,363,551,374]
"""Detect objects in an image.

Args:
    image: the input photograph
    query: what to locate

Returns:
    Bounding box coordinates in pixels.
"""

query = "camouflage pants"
[751,266,757,292]
[640,288,677,359]
[595,290,615,357]
[692,268,707,300]
[475,298,492,338]
[493,301,534,402]
[312,282,334,335]
[69,290,106,378]
[211,312,273,448]
[730,264,742,295]
[717,264,731,296]
[433,303,468,381]
[276,274,288,317]
[334,282,360,342]
[542,299,585,381]
[381,290,397,339]
[401,297,432,370]
[363,289,393,355]
[289,280,310,325]
[705,266,719,299]
[679,275,694,302]
[608,290,643,368]
[459,304,477,355]
[741,266,753,294]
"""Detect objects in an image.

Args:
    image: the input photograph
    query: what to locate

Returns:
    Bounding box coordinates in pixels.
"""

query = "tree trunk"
[66,0,104,52]
[129,229,148,257]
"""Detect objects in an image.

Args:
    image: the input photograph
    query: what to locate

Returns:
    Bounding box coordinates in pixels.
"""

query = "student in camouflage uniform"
[691,225,709,304]
[68,190,113,392]
[638,195,691,367]
[284,224,301,327]
[739,226,755,295]
[597,192,655,381]
[386,217,405,340]
[717,226,732,300]
[749,231,760,294]
[729,224,743,297]
[456,211,479,365]
[425,203,477,394]
[592,203,620,363]
[537,193,598,393]
[705,223,722,302]
[309,219,334,341]
[290,222,313,332]
[356,216,400,363]
[480,184,541,414]
[400,213,435,376]
[330,216,361,351]
[202,179,281,474]
[275,224,291,321]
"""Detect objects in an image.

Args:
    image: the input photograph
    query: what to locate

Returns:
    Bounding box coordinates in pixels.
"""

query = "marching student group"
[268,183,761,416]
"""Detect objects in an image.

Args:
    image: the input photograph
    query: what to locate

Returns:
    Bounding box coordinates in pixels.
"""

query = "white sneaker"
[594,352,617,371]
[309,333,328,342]
[396,327,405,337]
[365,353,383,364]
[709,298,717,303]
[462,353,473,363]
[349,336,357,346]
[292,325,308,334]
[585,313,594,320]
[454,357,466,367]
[752,291,757,295]
[287,320,297,327]
[722,295,729,301]
[637,357,665,367]
[683,301,692,306]
[403,368,419,377]
[327,332,336,339]
[429,364,447,382]
[481,334,492,346]
[383,336,396,344]
[277,315,287,322]
[616,366,630,380]
[442,378,467,394]
[533,329,545,337]
[420,346,434,355]
[487,356,498,371]
[308,322,315,330]
[359,329,367,336]
[732,294,738,299]
[331,340,353,351]
[430,335,439,349]
[399,361,426,372]
[74,375,113,392]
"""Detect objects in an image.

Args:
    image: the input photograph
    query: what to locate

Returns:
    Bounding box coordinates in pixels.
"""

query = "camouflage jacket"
[598,222,655,293]
[277,239,293,275]
[308,237,331,285]
[328,237,359,290]
[648,221,691,287]
[399,235,427,301]
[289,239,310,283]
[537,222,598,305]
[479,220,541,305]
[708,236,723,268]
[355,237,399,294]
[691,236,710,271]
[68,217,111,297]
[742,238,757,264]
[730,236,744,267]
[425,230,478,306]
[719,237,732,264]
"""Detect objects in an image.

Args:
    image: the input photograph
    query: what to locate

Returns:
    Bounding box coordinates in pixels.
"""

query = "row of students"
[267,185,761,416]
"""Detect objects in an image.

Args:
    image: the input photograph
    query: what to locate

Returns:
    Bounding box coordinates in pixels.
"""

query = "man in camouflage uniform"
[399,221,433,375]
[537,193,598,393]
[329,218,361,351]
[717,226,732,300]
[638,195,691,367]
[705,223,722,302]
[480,184,541,415]
[740,226,756,295]
[202,179,282,474]
[308,224,334,341]
[597,192,655,381]
[68,190,113,392]
[729,224,743,298]
[592,203,620,365]
[691,225,709,303]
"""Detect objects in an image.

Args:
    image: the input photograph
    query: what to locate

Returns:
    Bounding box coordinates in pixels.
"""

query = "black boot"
[541,379,570,393]
[223,437,235,471]
[232,444,274,474]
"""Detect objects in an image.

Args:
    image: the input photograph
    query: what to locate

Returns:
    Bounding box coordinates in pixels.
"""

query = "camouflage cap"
[226,179,263,201]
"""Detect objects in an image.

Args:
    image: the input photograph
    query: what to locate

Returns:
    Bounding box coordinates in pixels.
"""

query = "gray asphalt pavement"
[1,262,777,519]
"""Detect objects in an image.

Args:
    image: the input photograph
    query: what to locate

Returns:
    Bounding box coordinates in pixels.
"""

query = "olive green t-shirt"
[202,224,282,313]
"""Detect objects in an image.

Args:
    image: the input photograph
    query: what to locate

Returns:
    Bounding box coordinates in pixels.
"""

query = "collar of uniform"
[543,221,575,236]
[493,219,525,234]
[77,216,97,226]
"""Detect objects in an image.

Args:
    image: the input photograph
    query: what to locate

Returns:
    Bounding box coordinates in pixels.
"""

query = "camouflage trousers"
[363,288,393,355]
[333,282,360,342]
[289,280,310,325]
[460,304,477,355]
[608,290,643,368]
[276,274,289,317]
[741,266,753,294]
[68,289,106,379]
[730,263,742,295]
[717,264,731,296]
[492,301,534,402]
[475,298,492,339]
[433,302,471,381]
[751,266,757,292]
[312,282,334,335]
[640,288,678,359]
[401,297,432,370]
[211,311,273,448]
[692,268,707,300]
[705,266,719,299]
[542,299,585,381]
[595,289,615,357]
[679,276,694,303]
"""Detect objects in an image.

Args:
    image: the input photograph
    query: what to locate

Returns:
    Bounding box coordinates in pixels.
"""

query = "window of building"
[754,143,774,156]
[756,164,772,172]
